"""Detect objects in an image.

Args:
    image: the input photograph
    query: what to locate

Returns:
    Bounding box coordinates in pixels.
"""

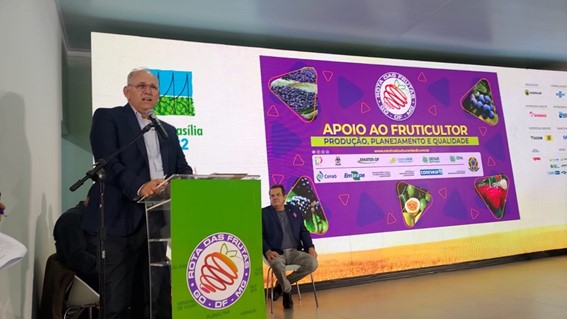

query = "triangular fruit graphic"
[459,79,499,126]
[396,182,432,228]
[285,176,328,234]
[474,174,509,219]
[269,67,319,122]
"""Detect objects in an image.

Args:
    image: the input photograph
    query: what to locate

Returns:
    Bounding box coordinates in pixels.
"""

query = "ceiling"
[57,0,567,70]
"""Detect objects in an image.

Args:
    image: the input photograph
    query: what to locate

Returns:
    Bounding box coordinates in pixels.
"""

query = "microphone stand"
[69,122,154,319]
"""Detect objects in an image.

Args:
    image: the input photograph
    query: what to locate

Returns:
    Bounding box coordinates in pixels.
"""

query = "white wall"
[62,54,93,211]
[0,0,62,318]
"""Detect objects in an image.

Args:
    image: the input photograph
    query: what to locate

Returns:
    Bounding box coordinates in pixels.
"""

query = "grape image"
[460,79,499,125]
[269,67,319,122]
[270,86,316,113]
[285,176,328,234]
[281,67,317,83]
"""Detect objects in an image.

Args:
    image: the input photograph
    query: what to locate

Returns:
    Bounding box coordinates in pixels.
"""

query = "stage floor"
[265,255,567,319]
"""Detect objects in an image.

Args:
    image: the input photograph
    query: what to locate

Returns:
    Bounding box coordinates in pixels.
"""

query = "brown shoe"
[282,292,294,309]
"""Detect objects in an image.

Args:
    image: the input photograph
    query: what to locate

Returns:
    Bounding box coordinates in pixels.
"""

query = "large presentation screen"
[92,33,567,283]
[260,56,519,237]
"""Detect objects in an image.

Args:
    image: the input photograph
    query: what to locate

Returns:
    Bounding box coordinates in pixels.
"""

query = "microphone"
[146,110,169,140]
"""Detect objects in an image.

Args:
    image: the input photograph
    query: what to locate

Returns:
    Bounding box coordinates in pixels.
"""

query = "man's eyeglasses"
[129,83,159,92]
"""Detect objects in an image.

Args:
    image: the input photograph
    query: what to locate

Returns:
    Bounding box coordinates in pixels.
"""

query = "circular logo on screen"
[186,232,251,310]
[375,72,416,121]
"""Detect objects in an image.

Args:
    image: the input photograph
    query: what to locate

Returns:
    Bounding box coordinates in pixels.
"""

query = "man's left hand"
[308,247,318,259]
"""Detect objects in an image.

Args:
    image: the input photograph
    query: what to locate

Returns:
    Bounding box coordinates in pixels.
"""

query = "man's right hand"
[265,249,280,262]
[139,178,166,198]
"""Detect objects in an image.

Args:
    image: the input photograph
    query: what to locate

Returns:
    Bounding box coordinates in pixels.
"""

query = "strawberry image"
[475,175,509,219]
[476,184,489,197]
[484,187,503,209]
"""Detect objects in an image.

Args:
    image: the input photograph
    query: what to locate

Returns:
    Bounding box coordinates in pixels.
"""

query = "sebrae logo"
[186,232,250,310]
[375,72,416,121]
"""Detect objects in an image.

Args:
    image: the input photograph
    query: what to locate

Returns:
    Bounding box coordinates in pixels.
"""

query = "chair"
[63,275,99,319]
[263,257,319,313]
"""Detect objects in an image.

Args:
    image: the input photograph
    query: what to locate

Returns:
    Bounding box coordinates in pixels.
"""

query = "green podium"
[142,174,266,318]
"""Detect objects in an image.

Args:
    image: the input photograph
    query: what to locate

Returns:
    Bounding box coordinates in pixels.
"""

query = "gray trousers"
[269,248,318,293]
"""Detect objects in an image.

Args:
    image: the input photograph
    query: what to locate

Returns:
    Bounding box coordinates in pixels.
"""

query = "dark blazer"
[82,104,192,236]
[262,204,314,255]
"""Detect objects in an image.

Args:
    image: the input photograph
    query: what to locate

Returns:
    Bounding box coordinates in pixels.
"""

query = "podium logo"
[186,232,250,310]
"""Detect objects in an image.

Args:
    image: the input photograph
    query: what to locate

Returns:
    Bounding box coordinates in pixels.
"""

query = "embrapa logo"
[186,232,250,310]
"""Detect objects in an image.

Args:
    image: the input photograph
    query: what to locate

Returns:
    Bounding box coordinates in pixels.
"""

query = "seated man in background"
[54,198,98,291]
[262,184,318,309]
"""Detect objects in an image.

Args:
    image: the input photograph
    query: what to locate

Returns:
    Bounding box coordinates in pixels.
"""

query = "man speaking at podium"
[82,68,193,319]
